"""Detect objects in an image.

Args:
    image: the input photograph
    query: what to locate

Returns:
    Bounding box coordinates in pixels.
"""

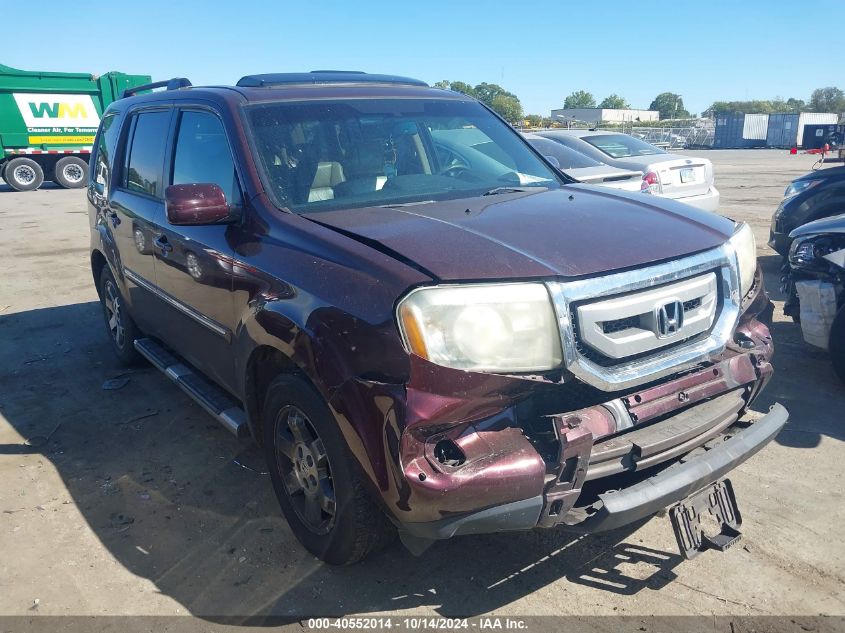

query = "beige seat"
[308,161,346,202]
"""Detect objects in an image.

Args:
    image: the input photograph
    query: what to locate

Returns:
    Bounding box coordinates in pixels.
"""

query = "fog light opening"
[434,439,466,467]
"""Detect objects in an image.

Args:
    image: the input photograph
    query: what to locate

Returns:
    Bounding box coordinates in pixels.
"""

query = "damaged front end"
[378,247,788,551]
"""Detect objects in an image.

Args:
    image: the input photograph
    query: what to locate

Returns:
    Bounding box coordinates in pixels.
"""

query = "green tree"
[809,87,845,113]
[490,94,523,124]
[563,90,596,109]
[649,92,689,119]
[473,82,517,106]
[598,94,630,109]
[432,80,477,98]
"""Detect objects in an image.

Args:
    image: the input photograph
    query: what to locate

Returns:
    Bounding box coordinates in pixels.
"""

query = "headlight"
[784,179,821,198]
[397,283,562,372]
[789,234,845,270]
[728,222,757,298]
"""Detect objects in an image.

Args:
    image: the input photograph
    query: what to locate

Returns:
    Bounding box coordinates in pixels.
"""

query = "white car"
[523,134,642,192]
[535,130,720,211]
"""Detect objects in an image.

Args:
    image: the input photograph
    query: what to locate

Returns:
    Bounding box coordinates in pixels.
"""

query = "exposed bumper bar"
[399,403,788,541]
[574,403,788,532]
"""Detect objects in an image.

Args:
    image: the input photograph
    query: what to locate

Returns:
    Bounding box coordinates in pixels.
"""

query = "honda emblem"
[655,300,685,338]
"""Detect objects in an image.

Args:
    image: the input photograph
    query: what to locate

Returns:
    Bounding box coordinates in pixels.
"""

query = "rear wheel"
[54,156,88,189]
[830,305,845,386]
[262,374,394,564]
[99,266,142,366]
[3,157,44,191]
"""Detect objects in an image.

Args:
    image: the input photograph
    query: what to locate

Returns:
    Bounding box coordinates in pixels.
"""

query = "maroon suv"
[88,71,787,564]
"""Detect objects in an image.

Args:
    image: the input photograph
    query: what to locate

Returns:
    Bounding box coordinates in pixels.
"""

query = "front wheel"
[262,374,394,564]
[98,266,142,366]
[830,305,845,386]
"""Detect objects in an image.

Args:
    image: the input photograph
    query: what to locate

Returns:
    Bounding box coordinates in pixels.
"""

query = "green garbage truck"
[0,64,150,191]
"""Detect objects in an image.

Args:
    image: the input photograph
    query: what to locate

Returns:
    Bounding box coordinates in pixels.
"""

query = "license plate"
[680,167,696,183]
[669,479,742,559]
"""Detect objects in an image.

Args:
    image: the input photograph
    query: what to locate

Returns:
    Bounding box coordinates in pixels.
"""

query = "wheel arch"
[243,343,322,446]
[91,249,108,298]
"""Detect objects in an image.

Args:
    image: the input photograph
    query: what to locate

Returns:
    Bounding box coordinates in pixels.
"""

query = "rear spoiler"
[121,77,192,99]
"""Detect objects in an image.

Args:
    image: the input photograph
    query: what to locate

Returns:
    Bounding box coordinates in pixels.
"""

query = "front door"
[152,108,242,392]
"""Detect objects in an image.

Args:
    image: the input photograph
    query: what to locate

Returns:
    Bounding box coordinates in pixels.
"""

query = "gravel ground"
[0,150,843,619]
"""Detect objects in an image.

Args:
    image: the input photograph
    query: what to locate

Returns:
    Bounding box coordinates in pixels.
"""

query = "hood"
[789,212,845,238]
[309,186,735,281]
[795,165,845,182]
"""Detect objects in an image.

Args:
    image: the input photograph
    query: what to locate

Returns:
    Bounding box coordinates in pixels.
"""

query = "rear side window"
[171,111,241,205]
[526,137,601,169]
[92,113,120,191]
[123,111,171,197]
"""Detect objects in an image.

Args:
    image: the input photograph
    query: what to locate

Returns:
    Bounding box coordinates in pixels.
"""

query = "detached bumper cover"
[400,403,788,540]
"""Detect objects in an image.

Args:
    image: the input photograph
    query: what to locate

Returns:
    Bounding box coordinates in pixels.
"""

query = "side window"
[171,111,241,206]
[92,113,120,191]
[122,111,171,197]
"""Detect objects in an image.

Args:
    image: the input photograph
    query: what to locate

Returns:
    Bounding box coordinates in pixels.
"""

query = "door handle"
[154,235,173,254]
[107,210,120,227]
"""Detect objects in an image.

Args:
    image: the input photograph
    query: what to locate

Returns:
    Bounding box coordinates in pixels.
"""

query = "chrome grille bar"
[546,244,741,392]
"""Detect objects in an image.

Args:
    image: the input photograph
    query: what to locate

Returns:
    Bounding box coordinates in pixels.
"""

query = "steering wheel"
[439,164,473,179]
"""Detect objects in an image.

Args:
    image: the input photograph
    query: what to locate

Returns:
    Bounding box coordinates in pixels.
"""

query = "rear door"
[152,107,242,391]
[107,107,173,334]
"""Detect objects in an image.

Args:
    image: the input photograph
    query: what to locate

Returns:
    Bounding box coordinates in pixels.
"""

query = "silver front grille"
[546,244,741,392]
[576,273,718,360]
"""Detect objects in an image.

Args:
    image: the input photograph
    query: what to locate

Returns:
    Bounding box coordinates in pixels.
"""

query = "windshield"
[582,133,666,158]
[525,136,601,169]
[245,99,561,212]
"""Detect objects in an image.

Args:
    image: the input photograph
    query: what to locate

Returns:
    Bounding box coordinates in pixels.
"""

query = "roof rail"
[121,77,192,99]
[236,71,427,88]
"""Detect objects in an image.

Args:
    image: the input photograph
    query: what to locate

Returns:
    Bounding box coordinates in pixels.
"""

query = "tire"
[830,305,845,386]
[262,374,395,564]
[53,156,88,189]
[3,157,44,191]
[98,266,143,366]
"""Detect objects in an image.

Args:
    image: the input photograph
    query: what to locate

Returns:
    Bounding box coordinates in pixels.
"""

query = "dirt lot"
[0,150,843,619]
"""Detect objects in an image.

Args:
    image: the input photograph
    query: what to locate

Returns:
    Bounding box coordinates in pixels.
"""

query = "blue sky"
[4,0,843,116]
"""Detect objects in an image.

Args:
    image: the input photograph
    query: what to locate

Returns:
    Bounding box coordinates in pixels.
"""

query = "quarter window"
[92,113,120,191]
[123,111,171,197]
[171,111,241,205]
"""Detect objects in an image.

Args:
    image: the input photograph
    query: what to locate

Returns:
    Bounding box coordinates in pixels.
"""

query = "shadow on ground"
[0,301,681,618]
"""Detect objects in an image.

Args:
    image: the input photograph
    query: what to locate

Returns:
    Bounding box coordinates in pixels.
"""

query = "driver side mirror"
[165,183,234,225]
[544,155,561,170]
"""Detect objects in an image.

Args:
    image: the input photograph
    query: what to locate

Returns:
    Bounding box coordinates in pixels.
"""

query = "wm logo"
[28,102,88,118]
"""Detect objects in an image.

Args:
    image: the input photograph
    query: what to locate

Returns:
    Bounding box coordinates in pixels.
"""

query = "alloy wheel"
[274,405,337,534]
[104,280,126,349]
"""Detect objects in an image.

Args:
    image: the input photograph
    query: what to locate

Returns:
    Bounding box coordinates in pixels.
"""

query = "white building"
[551,108,660,124]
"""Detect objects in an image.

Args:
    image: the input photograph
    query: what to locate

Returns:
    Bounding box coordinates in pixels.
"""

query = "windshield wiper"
[378,200,435,208]
[482,186,534,196]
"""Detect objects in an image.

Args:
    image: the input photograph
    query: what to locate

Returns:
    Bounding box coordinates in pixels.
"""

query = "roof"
[113,71,470,107]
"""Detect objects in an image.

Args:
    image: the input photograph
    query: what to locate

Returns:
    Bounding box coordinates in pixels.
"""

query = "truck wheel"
[262,374,395,564]
[54,156,89,189]
[98,266,142,366]
[3,157,44,191]
[830,305,845,386]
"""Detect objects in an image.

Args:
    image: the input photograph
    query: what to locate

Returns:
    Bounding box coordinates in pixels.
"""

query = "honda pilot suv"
[88,71,787,565]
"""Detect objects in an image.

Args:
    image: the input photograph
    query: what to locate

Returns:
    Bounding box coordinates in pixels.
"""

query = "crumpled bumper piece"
[568,403,788,533]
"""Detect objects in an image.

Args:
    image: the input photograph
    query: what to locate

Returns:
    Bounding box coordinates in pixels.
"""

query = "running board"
[134,338,249,438]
